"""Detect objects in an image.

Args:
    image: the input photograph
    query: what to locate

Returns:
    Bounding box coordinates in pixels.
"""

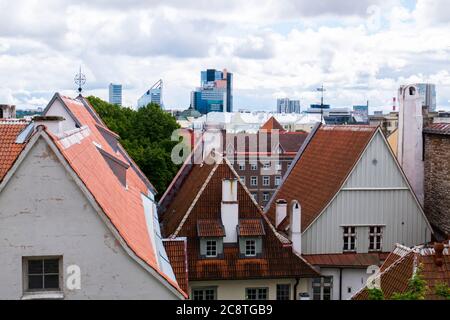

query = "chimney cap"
[276,199,287,204]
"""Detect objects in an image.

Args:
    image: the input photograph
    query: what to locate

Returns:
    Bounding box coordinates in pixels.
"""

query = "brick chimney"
[275,199,287,228]
[290,200,302,255]
[221,178,239,243]
[434,242,444,267]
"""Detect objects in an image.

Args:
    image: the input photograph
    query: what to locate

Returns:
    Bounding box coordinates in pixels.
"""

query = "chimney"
[221,179,239,243]
[397,85,424,205]
[33,116,65,135]
[275,199,287,228]
[290,200,302,255]
[434,242,444,267]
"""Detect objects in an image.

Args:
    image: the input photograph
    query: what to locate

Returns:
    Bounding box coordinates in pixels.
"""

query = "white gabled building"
[266,124,433,300]
[0,93,186,300]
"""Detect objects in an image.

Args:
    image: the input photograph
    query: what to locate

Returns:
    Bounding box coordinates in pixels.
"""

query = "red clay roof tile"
[0,121,29,182]
[197,219,225,237]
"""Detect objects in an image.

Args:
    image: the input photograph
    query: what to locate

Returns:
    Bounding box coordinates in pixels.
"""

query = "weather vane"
[74,66,86,95]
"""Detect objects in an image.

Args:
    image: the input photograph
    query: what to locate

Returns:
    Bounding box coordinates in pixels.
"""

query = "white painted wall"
[44,99,77,132]
[0,137,180,300]
[302,131,431,254]
[320,268,369,300]
[189,278,310,300]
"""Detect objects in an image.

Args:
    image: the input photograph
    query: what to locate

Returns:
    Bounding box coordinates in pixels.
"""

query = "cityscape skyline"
[0,0,450,113]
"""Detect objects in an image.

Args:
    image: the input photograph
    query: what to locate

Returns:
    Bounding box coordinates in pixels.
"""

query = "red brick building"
[424,123,450,239]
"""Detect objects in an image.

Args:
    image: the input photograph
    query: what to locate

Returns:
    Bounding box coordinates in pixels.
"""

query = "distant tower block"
[398,84,424,205]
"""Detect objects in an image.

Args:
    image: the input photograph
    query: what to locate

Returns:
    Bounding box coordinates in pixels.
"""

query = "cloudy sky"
[0,0,449,113]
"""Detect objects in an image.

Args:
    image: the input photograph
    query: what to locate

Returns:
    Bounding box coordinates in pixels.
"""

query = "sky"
[0,0,449,113]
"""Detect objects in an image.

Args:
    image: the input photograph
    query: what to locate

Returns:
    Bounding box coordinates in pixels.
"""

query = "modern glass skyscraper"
[191,69,233,114]
[277,98,301,113]
[415,83,436,112]
[109,83,122,106]
[137,79,163,109]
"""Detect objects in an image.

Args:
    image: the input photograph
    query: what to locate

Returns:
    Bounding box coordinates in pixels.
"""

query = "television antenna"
[74,66,86,95]
[317,84,326,123]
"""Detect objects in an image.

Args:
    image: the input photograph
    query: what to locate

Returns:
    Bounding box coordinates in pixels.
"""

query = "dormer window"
[237,219,265,257]
[197,220,225,259]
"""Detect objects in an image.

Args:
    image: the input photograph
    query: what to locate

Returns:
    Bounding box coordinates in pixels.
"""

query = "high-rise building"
[108,83,122,106]
[353,104,369,124]
[277,98,301,113]
[137,79,163,109]
[415,83,436,112]
[191,69,233,114]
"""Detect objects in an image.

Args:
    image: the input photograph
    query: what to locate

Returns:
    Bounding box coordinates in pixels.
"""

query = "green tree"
[435,282,450,300]
[366,287,384,300]
[87,96,181,196]
[391,266,428,300]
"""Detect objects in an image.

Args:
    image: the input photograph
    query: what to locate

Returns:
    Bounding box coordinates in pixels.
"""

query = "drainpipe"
[293,278,299,301]
[339,268,343,300]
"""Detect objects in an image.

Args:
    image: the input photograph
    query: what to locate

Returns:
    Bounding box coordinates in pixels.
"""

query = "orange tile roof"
[266,125,378,232]
[260,116,286,132]
[160,158,319,281]
[163,239,188,293]
[237,219,265,236]
[197,219,225,237]
[353,243,450,300]
[0,121,29,182]
[43,95,185,297]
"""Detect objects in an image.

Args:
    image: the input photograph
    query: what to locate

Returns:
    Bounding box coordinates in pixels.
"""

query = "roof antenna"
[74,66,86,96]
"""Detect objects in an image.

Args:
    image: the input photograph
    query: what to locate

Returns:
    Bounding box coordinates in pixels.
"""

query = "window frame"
[245,287,268,300]
[240,176,246,185]
[205,239,218,258]
[262,176,270,186]
[23,256,63,293]
[274,176,282,186]
[238,163,246,171]
[244,239,257,257]
[343,226,356,253]
[192,287,217,300]
[250,163,258,171]
[262,192,270,202]
[369,226,383,252]
[312,277,333,300]
[276,284,291,300]
[250,176,258,186]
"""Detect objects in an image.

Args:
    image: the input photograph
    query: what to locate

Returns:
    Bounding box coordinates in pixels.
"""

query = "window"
[275,176,282,186]
[192,288,217,300]
[238,163,245,171]
[263,192,270,202]
[262,176,270,186]
[24,257,61,292]
[276,163,282,171]
[343,226,356,252]
[250,163,258,171]
[240,176,246,185]
[287,161,292,168]
[250,176,258,186]
[251,193,258,201]
[245,239,256,256]
[312,277,333,300]
[206,240,218,257]
[276,284,291,300]
[245,288,268,300]
[369,226,383,252]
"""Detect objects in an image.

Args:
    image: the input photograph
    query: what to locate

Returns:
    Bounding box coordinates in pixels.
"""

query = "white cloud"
[0,0,449,112]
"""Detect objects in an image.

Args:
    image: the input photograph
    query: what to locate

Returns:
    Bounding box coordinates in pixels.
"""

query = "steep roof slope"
[160,157,319,281]
[266,125,378,231]
[0,121,29,182]
[353,243,450,300]
[40,94,185,297]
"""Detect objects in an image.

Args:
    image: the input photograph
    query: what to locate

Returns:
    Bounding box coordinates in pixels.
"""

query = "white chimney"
[398,85,424,205]
[221,179,239,243]
[275,199,287,228]
[33,116,65,135]
[290,200,302,255]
